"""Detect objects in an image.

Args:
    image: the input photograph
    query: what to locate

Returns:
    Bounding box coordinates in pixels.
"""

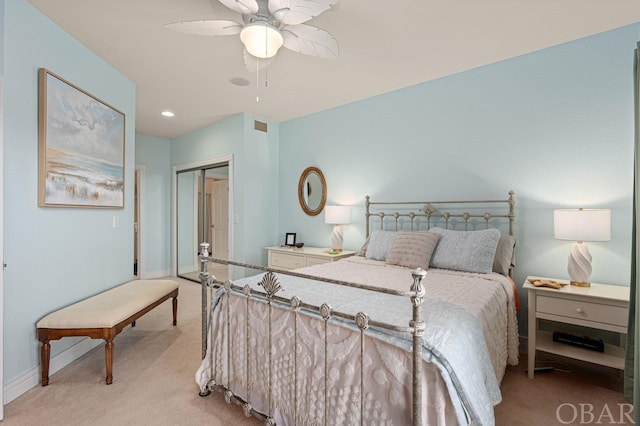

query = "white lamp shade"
[325,206,351,225]
[240,22,283,59]
[553,209,611,242]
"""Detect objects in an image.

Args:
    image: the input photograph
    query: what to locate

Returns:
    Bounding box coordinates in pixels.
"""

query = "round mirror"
[298,167,327,216]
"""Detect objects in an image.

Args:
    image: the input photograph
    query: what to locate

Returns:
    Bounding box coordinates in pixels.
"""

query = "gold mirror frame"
[298,166,327,216]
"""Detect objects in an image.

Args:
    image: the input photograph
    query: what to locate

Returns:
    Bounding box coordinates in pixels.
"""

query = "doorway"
[0,74,5,421]
[176,161,230,282]
[134,166,143,279]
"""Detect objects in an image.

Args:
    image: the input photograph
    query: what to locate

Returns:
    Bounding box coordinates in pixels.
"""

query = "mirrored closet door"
[176,162,229,282]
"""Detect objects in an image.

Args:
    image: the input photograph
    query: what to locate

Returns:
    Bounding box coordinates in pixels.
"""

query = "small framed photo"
[285,233,297,247]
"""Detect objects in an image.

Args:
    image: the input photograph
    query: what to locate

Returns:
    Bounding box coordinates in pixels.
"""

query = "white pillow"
[429,227,501,274]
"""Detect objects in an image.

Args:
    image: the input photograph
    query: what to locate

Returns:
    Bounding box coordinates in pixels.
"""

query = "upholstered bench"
[37,279,179,386]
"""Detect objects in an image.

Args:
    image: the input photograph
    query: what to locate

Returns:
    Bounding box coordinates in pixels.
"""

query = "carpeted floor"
[4,278,259,426]
[3,278,631,425]
[496,351,630,425]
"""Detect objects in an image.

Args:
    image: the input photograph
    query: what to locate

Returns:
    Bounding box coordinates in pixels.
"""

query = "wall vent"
[254,120,268,132]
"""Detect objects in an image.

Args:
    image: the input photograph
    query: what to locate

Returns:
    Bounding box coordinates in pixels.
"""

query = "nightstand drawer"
[537,295,627,328]
[270,252,305,270]
[306,257,330,267]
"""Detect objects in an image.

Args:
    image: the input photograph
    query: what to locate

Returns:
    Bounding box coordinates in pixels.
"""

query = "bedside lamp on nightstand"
[325,205,351,252]
[553,208,611,287]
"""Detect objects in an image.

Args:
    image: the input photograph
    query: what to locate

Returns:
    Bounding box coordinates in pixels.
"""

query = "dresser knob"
[576,307,584,314]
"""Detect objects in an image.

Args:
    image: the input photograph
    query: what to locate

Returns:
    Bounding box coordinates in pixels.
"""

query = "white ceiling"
[26,0,640,139]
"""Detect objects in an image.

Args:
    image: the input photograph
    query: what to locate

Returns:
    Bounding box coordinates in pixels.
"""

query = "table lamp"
[553,208,611,287]
[325,205,351,252]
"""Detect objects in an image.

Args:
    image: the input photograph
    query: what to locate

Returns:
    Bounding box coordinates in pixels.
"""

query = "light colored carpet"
[4,277,630,425]
[4,278,259,426]
[496,352,630,425]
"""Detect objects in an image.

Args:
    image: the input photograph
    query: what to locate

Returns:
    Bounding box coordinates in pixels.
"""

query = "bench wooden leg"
[172,295,178,326]
[105,339,114,385]
[40,340,51,387]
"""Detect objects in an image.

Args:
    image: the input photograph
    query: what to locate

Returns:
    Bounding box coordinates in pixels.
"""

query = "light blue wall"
[0,0,4,73]
[135,134,171,277]
[241,115,280,265]
[170,114,280,271]
[278,24,640,332]
[3,0,135,383]
[3,0,637,390]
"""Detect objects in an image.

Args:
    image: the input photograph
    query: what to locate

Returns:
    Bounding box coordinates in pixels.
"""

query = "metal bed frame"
[365,191,515,237]
[198,191,515,425]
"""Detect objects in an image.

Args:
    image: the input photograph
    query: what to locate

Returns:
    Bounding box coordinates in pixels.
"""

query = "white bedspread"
[299,257,520,381]
[196,257,519,425]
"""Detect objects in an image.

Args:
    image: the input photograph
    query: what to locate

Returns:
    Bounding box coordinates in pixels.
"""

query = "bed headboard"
[365,191,515,237]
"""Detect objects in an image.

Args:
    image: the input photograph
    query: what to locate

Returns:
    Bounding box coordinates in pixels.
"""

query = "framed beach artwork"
[38,68,125,208]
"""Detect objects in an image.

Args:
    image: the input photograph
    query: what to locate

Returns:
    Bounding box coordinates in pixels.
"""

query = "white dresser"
[523,276,629,378]
[266,246,356,270]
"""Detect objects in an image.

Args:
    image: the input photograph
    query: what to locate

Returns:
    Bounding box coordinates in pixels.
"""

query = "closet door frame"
[172,155,233,280]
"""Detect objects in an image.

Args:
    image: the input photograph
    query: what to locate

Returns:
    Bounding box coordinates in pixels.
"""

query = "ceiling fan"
[165,0,339,71]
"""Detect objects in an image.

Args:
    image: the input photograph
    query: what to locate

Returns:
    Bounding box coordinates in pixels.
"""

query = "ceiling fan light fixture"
[240,21,283,59]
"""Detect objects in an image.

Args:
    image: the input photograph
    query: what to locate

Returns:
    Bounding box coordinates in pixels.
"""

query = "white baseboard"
[4,337,102,404]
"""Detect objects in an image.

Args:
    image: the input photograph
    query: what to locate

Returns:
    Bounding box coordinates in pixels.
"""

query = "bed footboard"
[198,243,427,425]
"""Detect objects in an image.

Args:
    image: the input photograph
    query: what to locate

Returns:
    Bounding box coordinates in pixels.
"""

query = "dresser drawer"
[306,257,330,267]
[537,295,628,328]
[270,252,305,270]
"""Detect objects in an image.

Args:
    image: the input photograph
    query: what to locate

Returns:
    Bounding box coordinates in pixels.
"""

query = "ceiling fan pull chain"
[256,58,260,102]
[255,22,267,102]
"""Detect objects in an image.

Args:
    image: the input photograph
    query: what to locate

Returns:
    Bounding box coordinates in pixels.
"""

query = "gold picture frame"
[38,68,126,208]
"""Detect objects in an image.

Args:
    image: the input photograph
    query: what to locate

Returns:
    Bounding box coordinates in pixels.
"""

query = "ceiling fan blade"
[219,0,259,15]
[281,24,338,58]
[268,0,338,25]
[244,49,275,71]
[164,20,243,36]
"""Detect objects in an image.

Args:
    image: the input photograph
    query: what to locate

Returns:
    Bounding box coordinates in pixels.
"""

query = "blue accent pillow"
[429,227,501,274]
[493,235,516,276]
[365,230,398,261]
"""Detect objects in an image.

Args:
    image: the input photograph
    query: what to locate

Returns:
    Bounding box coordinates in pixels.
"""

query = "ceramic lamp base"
[567,242,592,287]
[331,224,343,253]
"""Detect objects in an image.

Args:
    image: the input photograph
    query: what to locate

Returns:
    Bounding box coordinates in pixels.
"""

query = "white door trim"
[1,75,5,420]
[135,165,146,279]
[191,174,199,272]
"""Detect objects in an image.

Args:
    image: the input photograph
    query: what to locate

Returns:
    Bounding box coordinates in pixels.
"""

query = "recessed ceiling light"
[161,111,175,117]
[230,77,250,87]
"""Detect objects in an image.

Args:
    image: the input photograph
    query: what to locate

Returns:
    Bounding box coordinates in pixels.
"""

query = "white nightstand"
[524,276,630,378]
[266,246,356,270]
